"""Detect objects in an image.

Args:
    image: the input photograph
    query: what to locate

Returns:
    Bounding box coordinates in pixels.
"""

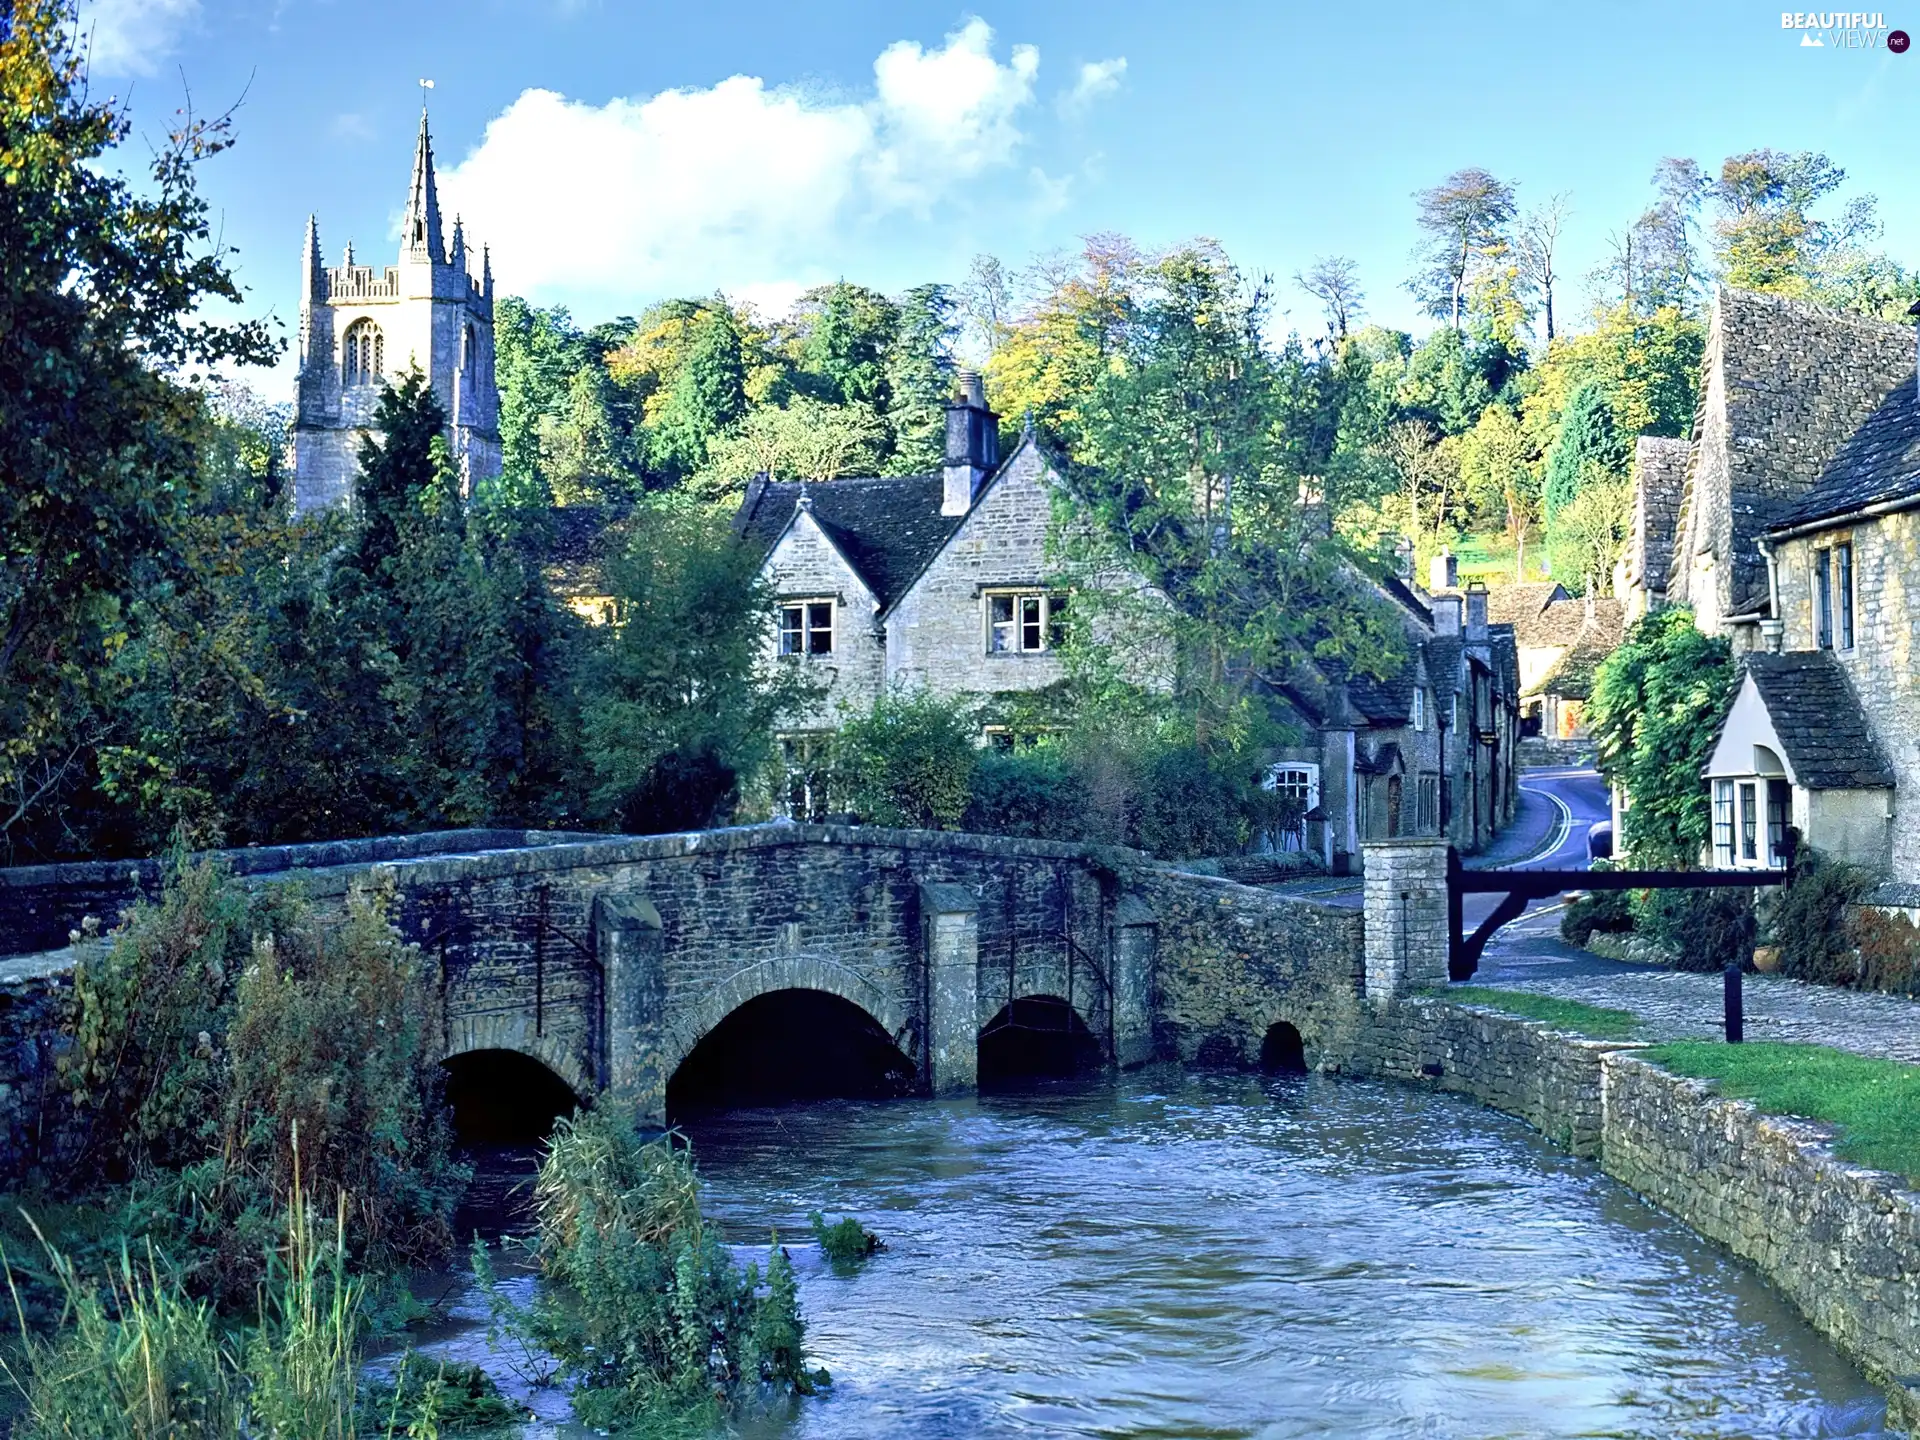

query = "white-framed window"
[1262,762,1320,852]
[986,590,1067,654]
[1713,779,1735,867]
[778,599,834,656]
[342,318,384,387]
[1412,688,1427,732]
[1739,781,1759,863]
[778,732,833,820]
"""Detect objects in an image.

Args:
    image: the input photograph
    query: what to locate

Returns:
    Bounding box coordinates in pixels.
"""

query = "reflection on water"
[396,1069,1892,1439]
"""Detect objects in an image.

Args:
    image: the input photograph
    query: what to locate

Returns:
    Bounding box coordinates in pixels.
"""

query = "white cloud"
[77,0,200,77]
[1062,57,1127,114]
[331,112,376,143]
[725,279,816,323]
[438,18,1046,308]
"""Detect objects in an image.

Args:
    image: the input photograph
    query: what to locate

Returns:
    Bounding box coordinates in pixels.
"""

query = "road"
[1266,763,1642,981]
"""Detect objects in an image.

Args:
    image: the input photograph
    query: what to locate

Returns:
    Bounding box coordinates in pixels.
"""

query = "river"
[406,1068,1891,1439]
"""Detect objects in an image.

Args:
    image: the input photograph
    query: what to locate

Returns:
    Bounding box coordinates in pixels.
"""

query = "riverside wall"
[1341,997,1920,1430]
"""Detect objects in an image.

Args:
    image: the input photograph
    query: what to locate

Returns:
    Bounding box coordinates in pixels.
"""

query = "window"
[1412,688,1427,733]
[1815,549,1833,649]
[779,734,833,821]
[1713,779,1735,867]
[1417,774,1439,833]
[342,319,384,387]
[1262,763,1320,852]
[986,591,1067,654]
[1767,778,1792,867]
[778,601,834,656]
[1836,541,1854,649]
[1739,781,1758,862]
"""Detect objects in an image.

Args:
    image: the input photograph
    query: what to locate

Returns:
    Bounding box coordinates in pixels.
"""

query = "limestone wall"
[762,510,887,730]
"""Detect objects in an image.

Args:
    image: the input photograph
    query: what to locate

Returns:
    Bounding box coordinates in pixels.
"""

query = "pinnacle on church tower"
[401,108,444,263]
[301,213,323,298]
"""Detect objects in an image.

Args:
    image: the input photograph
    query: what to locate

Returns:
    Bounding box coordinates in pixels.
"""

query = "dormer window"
[779,600,834,656]
[342,319,384,387]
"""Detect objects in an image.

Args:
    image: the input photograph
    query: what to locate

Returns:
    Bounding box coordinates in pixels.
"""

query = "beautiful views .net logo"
[1781,12,1911,48]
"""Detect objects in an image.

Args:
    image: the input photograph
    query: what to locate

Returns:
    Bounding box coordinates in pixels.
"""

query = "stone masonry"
[1361,837,1450,1002]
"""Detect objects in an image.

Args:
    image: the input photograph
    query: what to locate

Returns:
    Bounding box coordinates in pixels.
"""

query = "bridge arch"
[978,992,1103,1083]
[443,1010,594,1101]
[660,953,914,1084]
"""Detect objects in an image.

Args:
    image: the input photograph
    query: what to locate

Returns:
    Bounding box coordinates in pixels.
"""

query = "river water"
[411,1068,1891,1439]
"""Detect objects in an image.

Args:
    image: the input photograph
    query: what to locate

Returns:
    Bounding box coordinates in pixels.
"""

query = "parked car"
[1586,822,1614,862]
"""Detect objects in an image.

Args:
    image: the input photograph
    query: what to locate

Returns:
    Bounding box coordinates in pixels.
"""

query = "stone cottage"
[1633,286,1920,880]
[735,376,1521,859]
[1431,568,1620,741]
[1263,572,1521,871]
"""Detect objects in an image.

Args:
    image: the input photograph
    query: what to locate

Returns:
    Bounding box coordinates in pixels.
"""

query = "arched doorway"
[978,995,1102,1086]
[1259,1021,1308,1075]
[666,988,917,1120]
[442,1048,581,1145]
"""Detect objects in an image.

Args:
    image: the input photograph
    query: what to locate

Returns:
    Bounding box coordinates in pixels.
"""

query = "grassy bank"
[1442,986,1641,1041]
[1644,1041,1920,1182]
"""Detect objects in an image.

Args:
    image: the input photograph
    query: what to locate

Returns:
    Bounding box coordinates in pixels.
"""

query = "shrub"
[964,747,1087,840]
[1849,906,1920,996]
[1636,887,1757,973]
[57,859,464,1304]
[808,1212,882,1271]
[836,687,978,829]
[1560,886,1634,946]
[1131,744,1251,859]
[479,1106,824,1432]
[1768,851,1874,985]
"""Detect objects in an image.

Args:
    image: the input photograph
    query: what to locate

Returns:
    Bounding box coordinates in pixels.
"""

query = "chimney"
[1429,548,1458,592]
[1433,594,1462,636]
[942,370,999,516]
[1465,580,1489,640]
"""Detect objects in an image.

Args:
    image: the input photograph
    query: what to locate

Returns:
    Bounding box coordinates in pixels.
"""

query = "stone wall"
[0,829,598,959]
[1136,867,1364,1067]
[884,443,1071,698]
[762,508,888,730]
[1603,1052,1920,1427]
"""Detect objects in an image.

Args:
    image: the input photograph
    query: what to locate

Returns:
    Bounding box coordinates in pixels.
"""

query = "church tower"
[291,109,501,512]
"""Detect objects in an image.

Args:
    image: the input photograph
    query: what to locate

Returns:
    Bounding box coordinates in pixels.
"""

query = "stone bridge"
[0,826,1448,1145]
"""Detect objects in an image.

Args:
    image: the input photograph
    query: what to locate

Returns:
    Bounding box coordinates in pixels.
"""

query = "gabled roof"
[1422,636,1465,699]
[1741,651,1894,789]
[1524,620,1615,701]
[734,473,965,610]
[1770,376,1920,533]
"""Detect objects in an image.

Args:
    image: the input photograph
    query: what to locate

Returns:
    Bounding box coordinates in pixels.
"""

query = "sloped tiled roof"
[734,473,966,610]
[1525,622,1615,702]
[1743,651,1894,789]
[1423,636,1465,699]
[1770,376,1920,532]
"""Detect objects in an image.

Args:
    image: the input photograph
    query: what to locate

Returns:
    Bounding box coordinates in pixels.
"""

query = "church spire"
[301,213,323,300]
[401,107,444,263]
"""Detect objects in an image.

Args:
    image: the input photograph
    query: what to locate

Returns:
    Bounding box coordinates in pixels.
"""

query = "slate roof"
[1770,376,1920,532]
[1525,622,1616,701]
[1742,651,1894,789]
[1355,742,1404,776]
[733,473,965,610]
[1422,636,1465,699]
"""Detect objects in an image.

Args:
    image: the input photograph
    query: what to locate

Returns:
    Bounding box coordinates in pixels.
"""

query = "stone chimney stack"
[1433,594,1462,636]
[942,370,1000,516]
[1465,580,1489,640]
[1429,548,1458,592]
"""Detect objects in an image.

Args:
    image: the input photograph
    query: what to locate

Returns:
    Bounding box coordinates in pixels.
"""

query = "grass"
[1441,985,1642,1040]
[1644,1041,1920,1182]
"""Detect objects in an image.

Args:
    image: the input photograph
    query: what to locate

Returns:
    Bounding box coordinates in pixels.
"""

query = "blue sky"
[75,0,1920,386]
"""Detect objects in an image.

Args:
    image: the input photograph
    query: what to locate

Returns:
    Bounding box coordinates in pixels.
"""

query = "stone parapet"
[1360,838,1451,1003]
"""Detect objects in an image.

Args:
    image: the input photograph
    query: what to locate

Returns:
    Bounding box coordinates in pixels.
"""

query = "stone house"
[1265,573,1521,870]
[736,377,1522,859]
[1633,286,1920,880]
[291,111,501,511]
[1432,569,1620,740]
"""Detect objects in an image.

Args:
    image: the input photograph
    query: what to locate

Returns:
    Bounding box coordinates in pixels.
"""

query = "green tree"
[694,397,888,499]
[835,687,979,829]
[580,501,815,831]
[0,0,277,852]
[791,281,899,409]
[1458,404,1540,577]
[885,283,958,470]
[648,303,748,479]
[1588,607,1737,868]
